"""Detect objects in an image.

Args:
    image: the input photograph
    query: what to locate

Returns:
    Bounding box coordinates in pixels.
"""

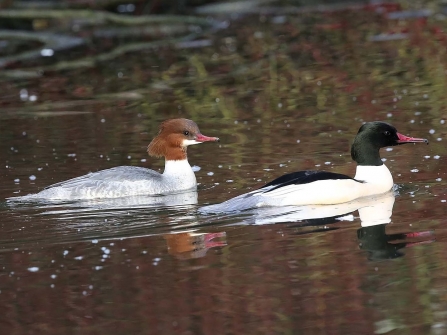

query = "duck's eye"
[384,131,391,136]
[183,130,189,136]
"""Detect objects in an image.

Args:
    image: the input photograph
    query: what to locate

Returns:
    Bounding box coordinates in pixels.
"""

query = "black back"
[262,170,362,193]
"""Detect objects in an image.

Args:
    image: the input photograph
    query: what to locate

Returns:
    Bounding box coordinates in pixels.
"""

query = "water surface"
[1,2,447,334]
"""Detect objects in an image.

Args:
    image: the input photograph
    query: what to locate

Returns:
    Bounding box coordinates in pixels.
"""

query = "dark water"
[1,3,447,334]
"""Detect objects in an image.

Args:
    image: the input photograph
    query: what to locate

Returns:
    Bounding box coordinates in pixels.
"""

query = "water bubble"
[20,89,28,101]
[410,169,419,173]
[207,172,214,176]
[434,155,440,159]
[28,267,39,272]
[429,129,435,134]
[40,49,54,57]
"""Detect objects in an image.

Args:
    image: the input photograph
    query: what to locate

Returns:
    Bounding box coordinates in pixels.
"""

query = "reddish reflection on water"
[2,3,447,334]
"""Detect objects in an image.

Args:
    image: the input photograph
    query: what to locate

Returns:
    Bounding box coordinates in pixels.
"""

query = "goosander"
[10,118,219,201]
[201,121,428,213]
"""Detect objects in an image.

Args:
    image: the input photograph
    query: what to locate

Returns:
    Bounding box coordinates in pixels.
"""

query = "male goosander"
[11,118,219,201]
[201,121,428,213]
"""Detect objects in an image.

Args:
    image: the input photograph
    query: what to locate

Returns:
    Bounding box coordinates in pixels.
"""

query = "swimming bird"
[201,121,427,212]
[11,118,219,201]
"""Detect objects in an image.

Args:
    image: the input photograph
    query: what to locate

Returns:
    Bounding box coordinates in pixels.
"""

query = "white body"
[201,164,394,213]
[10,160,197,201]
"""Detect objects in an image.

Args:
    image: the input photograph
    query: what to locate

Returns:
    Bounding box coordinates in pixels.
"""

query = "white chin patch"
[182,139,201,146]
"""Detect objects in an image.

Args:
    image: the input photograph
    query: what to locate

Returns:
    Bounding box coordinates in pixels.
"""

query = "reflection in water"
[4,190,229,261]
[164,231,227,259]
[215,190,435,260]
[0,191,201,249]
[358,225,434,261]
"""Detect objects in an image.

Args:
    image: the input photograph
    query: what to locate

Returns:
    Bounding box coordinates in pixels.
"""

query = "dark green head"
[351,121,428,166]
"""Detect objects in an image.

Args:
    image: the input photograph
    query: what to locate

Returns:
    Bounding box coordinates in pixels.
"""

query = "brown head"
[164,231,227,259]
[147,118,219,161]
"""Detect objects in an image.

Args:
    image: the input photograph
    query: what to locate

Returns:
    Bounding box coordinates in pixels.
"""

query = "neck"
[354,164,394,194]
[351,141,383,166]
[161,159,197,192]
[163,159,196,178]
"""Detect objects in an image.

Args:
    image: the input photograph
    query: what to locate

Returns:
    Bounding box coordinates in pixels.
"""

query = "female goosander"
[11,118,219,201]
[201,121,428,213]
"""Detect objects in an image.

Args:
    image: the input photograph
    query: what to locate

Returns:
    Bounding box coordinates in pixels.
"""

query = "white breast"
[353,164,394,196]
[162,160,197,192]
